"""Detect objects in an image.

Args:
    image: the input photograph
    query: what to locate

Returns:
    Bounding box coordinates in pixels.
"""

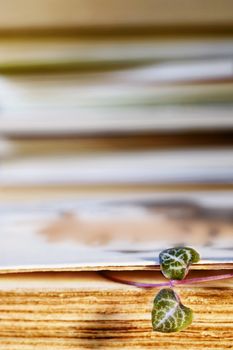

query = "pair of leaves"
[152,247,200,333]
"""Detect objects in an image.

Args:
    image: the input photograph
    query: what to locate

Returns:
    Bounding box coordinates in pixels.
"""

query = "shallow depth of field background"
[0,0,233,263]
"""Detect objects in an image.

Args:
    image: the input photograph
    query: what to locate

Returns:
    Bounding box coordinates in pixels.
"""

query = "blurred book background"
[0,0,233,268]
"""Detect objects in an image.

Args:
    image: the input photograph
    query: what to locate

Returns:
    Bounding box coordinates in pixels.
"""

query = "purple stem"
[99,271,233,289]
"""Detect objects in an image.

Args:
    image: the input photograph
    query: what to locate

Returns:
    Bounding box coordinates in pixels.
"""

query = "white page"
[0,191,232,272]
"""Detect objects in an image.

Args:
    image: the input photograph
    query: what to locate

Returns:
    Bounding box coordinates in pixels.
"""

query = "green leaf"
[159,247,200,280]
[152,288,193,333]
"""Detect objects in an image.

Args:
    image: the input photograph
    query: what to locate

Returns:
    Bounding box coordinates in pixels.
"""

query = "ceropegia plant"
[152,246,199,333]
[159,247,200,280]
[100,246,233,334]
[152,288,193,333]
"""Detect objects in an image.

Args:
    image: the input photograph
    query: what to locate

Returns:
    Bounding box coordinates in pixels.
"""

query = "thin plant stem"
[99,271,233,289]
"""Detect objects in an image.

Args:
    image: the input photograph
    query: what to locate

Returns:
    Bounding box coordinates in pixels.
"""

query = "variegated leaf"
[159,247,200,280]
[152,288,193,333]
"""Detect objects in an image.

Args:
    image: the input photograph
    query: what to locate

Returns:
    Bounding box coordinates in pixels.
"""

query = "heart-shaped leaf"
[152,288,193,333]
[159,247,200,280]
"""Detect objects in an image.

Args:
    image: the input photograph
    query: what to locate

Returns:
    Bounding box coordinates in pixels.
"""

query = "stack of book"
[0,0,232,348]
[0,270,232,350]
